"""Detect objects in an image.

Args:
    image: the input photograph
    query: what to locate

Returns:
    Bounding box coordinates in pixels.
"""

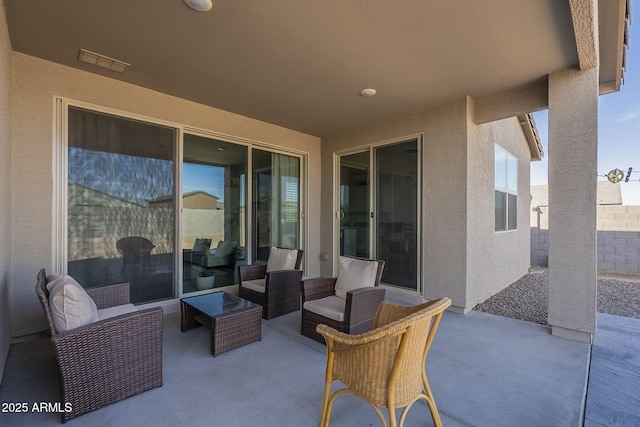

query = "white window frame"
[495,144,518,232]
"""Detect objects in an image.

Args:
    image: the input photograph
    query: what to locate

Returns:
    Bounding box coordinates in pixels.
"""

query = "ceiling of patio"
[3,0,627,137]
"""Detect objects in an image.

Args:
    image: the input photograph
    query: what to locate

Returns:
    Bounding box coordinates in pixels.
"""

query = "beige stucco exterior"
[321,97,532,312]
[0,1,627,378]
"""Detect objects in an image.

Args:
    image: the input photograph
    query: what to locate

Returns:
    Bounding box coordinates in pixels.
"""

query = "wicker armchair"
[317,297,452,427]
[300,257,385,343]
[238,248,304,319]
[35,269,163,423]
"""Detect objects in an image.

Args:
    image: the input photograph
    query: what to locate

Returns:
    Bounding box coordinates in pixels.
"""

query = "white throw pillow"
[48,275,98,333]
[266,247,298,272]
[215,240,236,257]
[334,257,378,299]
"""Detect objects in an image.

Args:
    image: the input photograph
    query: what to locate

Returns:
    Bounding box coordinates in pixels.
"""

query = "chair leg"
[421,374,442,427]
[320,342,336,427]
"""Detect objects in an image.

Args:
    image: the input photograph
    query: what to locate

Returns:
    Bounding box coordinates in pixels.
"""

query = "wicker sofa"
[35,268,163,423]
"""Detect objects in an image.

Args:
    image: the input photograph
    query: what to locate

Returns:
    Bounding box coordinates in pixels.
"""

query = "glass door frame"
[54,98,308,304]
[334,135,423,296]
[179,129,308,297]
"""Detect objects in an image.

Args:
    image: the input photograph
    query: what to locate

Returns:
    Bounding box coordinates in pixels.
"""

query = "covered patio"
[3,306,640,426]
[0,1,636,425]
[0,307,594,426]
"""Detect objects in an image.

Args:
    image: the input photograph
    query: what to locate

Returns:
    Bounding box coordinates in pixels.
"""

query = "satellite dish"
[607,169,625,183]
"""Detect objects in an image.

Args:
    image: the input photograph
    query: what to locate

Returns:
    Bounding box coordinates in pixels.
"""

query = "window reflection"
[182,135,247,293]
[67,107,176,304]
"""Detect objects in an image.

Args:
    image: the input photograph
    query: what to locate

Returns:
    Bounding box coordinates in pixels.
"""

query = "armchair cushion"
[241,278,266,293]
[97,304,138,321]
[266,247,298,272]
[334,256,379,299]
[303,295,346,322]
[47,275,98,333]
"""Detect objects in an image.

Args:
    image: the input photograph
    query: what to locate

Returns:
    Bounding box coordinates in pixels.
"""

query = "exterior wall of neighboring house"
[321,97,532,312]
[0,3,13,384]
[182,192,220,210]
[8,52,322,337]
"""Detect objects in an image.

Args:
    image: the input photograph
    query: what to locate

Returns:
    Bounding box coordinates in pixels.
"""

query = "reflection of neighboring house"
[148,191,221,210]
[67,184,172,260]
[179,191,225,248]
[182,191,221,210]
[68,184,146,209]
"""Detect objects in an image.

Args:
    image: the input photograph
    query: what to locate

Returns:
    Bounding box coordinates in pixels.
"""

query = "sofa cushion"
[97,304,137,321]
[48,275,98,332]
[303,296,346,322]
[266,247,297,272]
[334,257,378,299]
[193,238,212,253]
[214,240,236,257]
[242,278,266,293]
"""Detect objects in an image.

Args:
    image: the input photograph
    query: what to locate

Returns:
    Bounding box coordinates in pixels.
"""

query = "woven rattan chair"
[300,257,385,343]
[317,297,452,427]
[238,248,304,319]
[35,268,163,423]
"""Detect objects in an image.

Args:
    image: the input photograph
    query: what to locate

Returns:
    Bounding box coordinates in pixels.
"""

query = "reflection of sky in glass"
[69,148,173,206]
[183,163,225,201]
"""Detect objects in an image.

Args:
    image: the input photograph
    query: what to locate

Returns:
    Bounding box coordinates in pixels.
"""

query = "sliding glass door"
[339,151,370,258]
[61,102,306,303]
[337,139,420,292]
[67,106,176,304]
[182,134,247,293]
[252,149,301,263]
[375,140,419,290]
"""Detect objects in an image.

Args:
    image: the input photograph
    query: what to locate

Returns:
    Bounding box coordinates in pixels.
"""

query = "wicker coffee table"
[181,291,262,356]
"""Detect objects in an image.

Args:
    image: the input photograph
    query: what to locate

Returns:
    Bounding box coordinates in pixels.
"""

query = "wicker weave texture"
[300,258,385,343]
[181,295,263,356]
[238,249,304,319]
[35,269,163,423]
[317,297,452,427]
[211,305,262,356]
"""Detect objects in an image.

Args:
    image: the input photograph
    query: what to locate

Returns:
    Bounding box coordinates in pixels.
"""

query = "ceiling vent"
[78,49,130,73]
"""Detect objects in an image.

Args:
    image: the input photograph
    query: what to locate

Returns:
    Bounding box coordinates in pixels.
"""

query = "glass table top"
[181,291,254,317]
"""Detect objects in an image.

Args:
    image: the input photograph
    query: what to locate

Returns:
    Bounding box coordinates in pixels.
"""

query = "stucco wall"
[467,114,532,307]
[321,98,470,310]
[320,97,532,312]
[10,52,321,336]
[0,1,13,384]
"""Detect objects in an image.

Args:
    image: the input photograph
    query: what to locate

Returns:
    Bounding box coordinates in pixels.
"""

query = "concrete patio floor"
[1,303,636,426]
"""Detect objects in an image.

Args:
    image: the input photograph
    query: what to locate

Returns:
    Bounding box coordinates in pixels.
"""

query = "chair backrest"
[116,236,155,267]
[337,298,451,408]
[35,268,58,337]
[340,256,385,285]
[293,249,304,269]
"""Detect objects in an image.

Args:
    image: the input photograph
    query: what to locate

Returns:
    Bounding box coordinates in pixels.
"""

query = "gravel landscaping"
[473,269,640,325]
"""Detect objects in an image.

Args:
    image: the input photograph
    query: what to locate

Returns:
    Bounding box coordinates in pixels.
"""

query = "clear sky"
[183,163,225,202]
[531,11,640,204]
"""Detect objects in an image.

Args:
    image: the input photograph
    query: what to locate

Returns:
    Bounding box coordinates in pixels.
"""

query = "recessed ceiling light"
[359,88,377,97]
[184,0,212,12]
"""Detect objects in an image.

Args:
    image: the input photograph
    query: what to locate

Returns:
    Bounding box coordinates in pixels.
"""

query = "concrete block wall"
[531,205,640,275]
